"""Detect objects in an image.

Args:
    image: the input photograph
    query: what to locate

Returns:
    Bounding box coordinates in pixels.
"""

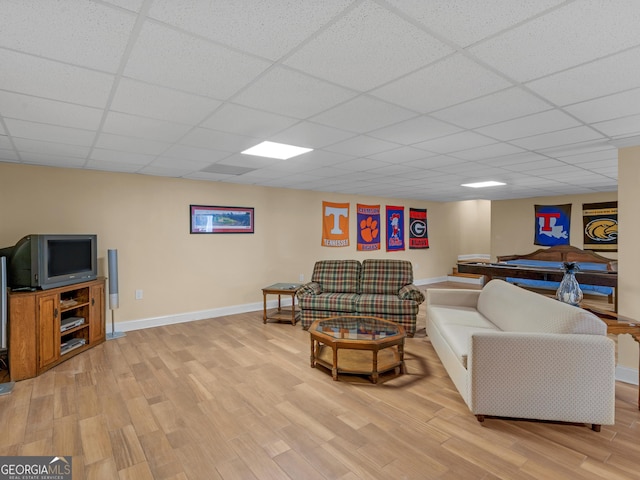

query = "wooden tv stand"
[8,278,106,381]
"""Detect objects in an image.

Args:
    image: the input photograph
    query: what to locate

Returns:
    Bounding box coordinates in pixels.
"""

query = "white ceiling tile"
[111,78,221,125]
[180,128,259,152]
[386,0,565,47]
[90,148,155,166]
[283,1,453,91]
[367,146,437,163]
[138,166,196,177]
[146,156,212,172]
[289,150,355,168]
[450,143,525,161]
[200,104,298,137]
[372,54,511,113]
[124,22,271,99]
[148,0,352,60]
[0,49,114,107]
[270,121,355,149]
[95,133,171,155]
[0,136,12,148]
[324,135,400,157]
[469,1,640,82]
[366,164,423,177]
[0,91,102,130]
[84,159,143,173]
[311,96,417,133]
[0,1,135,72]
[337,158,392,172]
[19,152,87,168]
[412,131,497,154]
[212,153,279,169]
[161,144,230,164]
[12,138,90,159]
[102,0,145,12]
[4,118,95,146]
[102,112,192,143]
[564,88,640,123]
[510,127,605,150]
[526,46,640,106]
[476,109,581,141]
[369,116,461,145]
[0,149,19,162]
[593,114,640,138]
[233,67,356,119]
[432,88,552,128]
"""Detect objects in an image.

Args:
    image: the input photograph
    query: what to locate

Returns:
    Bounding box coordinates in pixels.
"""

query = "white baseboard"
[114,297,293,332]
[457,253,490,261]
[615,365,639,385]
[414,276,449,286]
[446,275,484,285]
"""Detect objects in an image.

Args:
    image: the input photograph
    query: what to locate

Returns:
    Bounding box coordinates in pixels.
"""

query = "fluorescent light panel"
[461,181,506,188]
[241,141,313,160]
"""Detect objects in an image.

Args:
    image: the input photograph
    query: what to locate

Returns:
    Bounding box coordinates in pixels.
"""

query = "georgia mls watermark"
[0,456,71,480]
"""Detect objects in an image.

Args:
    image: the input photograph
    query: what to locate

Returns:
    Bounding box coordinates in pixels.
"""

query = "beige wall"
[618,148,640,373]
[491,192,618,261]
[0,163,475,324]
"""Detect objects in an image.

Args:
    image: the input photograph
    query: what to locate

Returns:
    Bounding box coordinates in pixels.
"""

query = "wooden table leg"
[399,342,406,374]
[332,346,338,381]
[372,351,379,384]
[310,338,316,368]
[291,293,296,325]
[262,292,267,324]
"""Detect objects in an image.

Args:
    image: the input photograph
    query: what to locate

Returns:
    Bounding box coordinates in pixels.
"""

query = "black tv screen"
[47,239,94,277]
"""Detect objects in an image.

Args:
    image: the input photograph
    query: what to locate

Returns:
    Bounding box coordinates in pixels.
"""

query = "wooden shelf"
[8,278,105,381]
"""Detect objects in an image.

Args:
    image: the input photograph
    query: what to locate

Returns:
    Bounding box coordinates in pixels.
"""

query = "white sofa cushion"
[477,280,606,335]
[428,306,498,367]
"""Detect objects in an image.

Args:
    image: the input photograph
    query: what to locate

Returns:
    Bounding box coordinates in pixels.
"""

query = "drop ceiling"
[1,0,638,202]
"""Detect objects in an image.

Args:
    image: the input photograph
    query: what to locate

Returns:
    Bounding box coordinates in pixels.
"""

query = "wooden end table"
[582,304,640,410]
[309,316,406,384]
[262,283,302,325]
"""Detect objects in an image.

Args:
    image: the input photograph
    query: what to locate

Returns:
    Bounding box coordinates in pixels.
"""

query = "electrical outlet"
[135,289,143,300]
[299,273,304,282]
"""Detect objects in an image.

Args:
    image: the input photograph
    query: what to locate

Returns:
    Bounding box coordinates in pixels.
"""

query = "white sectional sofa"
[426,279,615,431]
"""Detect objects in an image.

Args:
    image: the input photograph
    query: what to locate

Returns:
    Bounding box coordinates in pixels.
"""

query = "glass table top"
[312,316,402,341]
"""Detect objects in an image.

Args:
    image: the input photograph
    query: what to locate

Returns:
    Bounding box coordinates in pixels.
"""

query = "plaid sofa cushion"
[311,260,362,293]
[356,293,420,316]
[299,292,358,313]
[360,259,413,294]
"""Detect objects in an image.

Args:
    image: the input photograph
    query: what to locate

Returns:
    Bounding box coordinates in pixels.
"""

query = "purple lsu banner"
[357,204,380,251]
[386,205,405,251]
[534,204,571,246]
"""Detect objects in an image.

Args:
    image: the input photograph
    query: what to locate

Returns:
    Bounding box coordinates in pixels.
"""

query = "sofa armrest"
[398,284,425,303]
[426,288,481,308]
[467,331,615,425]
[296,282,322,299]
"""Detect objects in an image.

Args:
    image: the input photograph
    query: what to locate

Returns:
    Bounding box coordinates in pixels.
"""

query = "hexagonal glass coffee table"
[309,316,406,383]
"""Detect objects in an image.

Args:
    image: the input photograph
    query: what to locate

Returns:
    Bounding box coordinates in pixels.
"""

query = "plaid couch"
[296,259,425,336]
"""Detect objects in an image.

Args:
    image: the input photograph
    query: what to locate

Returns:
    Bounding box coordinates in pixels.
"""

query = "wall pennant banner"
[582,201,618,251]
[322,201,350,247]
[357,204,380,251]
[386,205,405,251]
[409,208,429,249]
[534,204,571,246]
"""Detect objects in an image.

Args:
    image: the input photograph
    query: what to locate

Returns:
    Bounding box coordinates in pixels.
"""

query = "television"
[3,234,98,290]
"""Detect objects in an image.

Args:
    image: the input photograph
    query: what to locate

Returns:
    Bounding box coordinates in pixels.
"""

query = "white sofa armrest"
[467,331,615,426]
[426,288,481,308]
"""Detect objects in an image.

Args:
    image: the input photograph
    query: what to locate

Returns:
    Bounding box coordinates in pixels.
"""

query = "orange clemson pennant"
[357,204,380,251]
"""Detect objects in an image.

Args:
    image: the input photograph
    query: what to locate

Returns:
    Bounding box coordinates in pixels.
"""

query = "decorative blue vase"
[556,262,583,306]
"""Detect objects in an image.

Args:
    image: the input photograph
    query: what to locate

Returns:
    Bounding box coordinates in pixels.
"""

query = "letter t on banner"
[322,201,350,247]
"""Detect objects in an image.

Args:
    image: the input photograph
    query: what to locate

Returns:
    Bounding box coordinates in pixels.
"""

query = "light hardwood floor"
[0,282,638,479]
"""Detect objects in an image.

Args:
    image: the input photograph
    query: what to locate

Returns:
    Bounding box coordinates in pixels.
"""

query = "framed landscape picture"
[190,205,254,234]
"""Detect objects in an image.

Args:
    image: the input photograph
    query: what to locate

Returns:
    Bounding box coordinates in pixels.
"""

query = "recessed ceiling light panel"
[461,181,506,188]
[241,141,313,160]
